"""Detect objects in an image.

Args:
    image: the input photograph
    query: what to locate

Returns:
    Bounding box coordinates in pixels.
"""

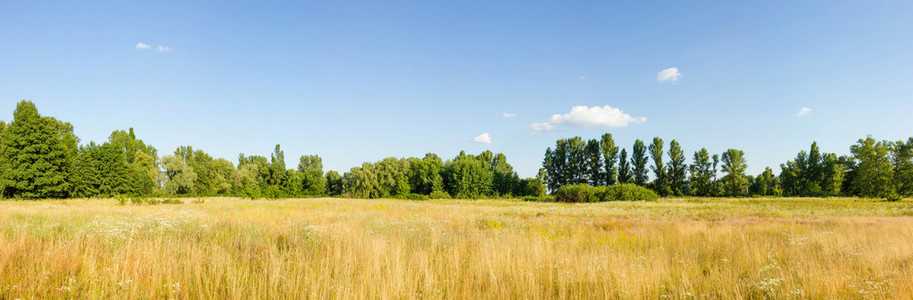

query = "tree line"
[1,100,910,200]
[543,134,912,200]
[0,101,546,199]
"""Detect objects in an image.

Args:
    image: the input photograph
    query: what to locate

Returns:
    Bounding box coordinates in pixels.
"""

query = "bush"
[520,195,553,202]
[555,184,659,202]
[605,184,660,201]
[801,189,829,198]
[555,184,599,203]
[115,195,127,206]
[161,199,183,204]
[400,193,429,201]
[885,193,903,202]
[429,191,451,199]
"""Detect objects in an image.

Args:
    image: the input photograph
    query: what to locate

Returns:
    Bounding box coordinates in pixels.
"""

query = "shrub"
[520,196,553,202]
[115,195,127,206]
[801,189,829,198]
[555,184,659,202]
[885,193,903,202]
[555,184,598,203]
[429,191,451,199]
[605,184,660,201]
[401,193,429,201]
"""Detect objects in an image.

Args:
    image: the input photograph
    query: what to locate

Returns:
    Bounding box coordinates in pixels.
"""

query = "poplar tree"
[648,137,668,195]
[617,148,631,184]
[600,133,618,185]
[667,140,687,196]
[631,140,649,186]
[689,148,714,196]
[586,139,604,186]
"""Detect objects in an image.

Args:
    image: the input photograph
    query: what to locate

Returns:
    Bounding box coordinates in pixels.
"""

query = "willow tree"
[847,136,894,198]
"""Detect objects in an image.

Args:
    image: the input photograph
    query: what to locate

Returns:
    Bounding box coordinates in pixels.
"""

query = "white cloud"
[530,105,646,133]
[579,75,587,80]
[657,67,682,82]
[473,133,492,144]
[135,42,151,50]
[796,107,811,117]
[502,112,517,118]
[155,45,172,52]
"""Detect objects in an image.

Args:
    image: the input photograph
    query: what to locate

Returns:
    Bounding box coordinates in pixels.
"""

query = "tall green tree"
[585,139,604,186]
[752,167,776,196]
[567,137,587,185]
[820,153,844,195]
[408,153,444,194]
[720,148,748,196]
[298,155,326,195]
[543,141,567,191]
[444,152,492,198]
[72,142,136,197]
[162,155,197,194]
[807,142,823,190]
[0,101,78,198]
[543,137,586,190]
[489,152,519,196]
[780,142,845,196]
[617,148,631,184]
[325,170,343,196]
[108,128,159,192]
[236,153,269,198]
[519,168,547,197]
[343,163,379,198]
[667,140,687,196]
[209,158,235,194]
[631,140,649,186]
[648,137,668,195]
[892,138,913,196]
[847,136,895,198]
[267,145,287,196]
[689,148,714,196]
[711,154,721,196]
[600,133,618,185]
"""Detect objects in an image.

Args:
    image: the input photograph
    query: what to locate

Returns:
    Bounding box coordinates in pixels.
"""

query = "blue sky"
[2,1,912,178]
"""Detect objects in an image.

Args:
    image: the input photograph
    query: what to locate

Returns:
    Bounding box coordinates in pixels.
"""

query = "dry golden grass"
[2,197,913,299]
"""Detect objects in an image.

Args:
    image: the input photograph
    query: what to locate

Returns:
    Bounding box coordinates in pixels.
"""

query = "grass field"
[2,197,913,299]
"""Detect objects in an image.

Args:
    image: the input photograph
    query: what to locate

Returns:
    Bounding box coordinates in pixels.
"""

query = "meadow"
[2,197,913,299]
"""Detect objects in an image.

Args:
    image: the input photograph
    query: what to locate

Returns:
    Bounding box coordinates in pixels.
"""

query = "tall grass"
[1,197,912,298]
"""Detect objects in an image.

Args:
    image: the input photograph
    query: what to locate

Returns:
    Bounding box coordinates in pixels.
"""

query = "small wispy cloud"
[796,107,811,117]
[502,112,517,118]
[579,75,587,80]
[135,42,151,50]
[473,133,492,144]
[657,67,682,82]
[531,105,646,133]
[155,45,172,52]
